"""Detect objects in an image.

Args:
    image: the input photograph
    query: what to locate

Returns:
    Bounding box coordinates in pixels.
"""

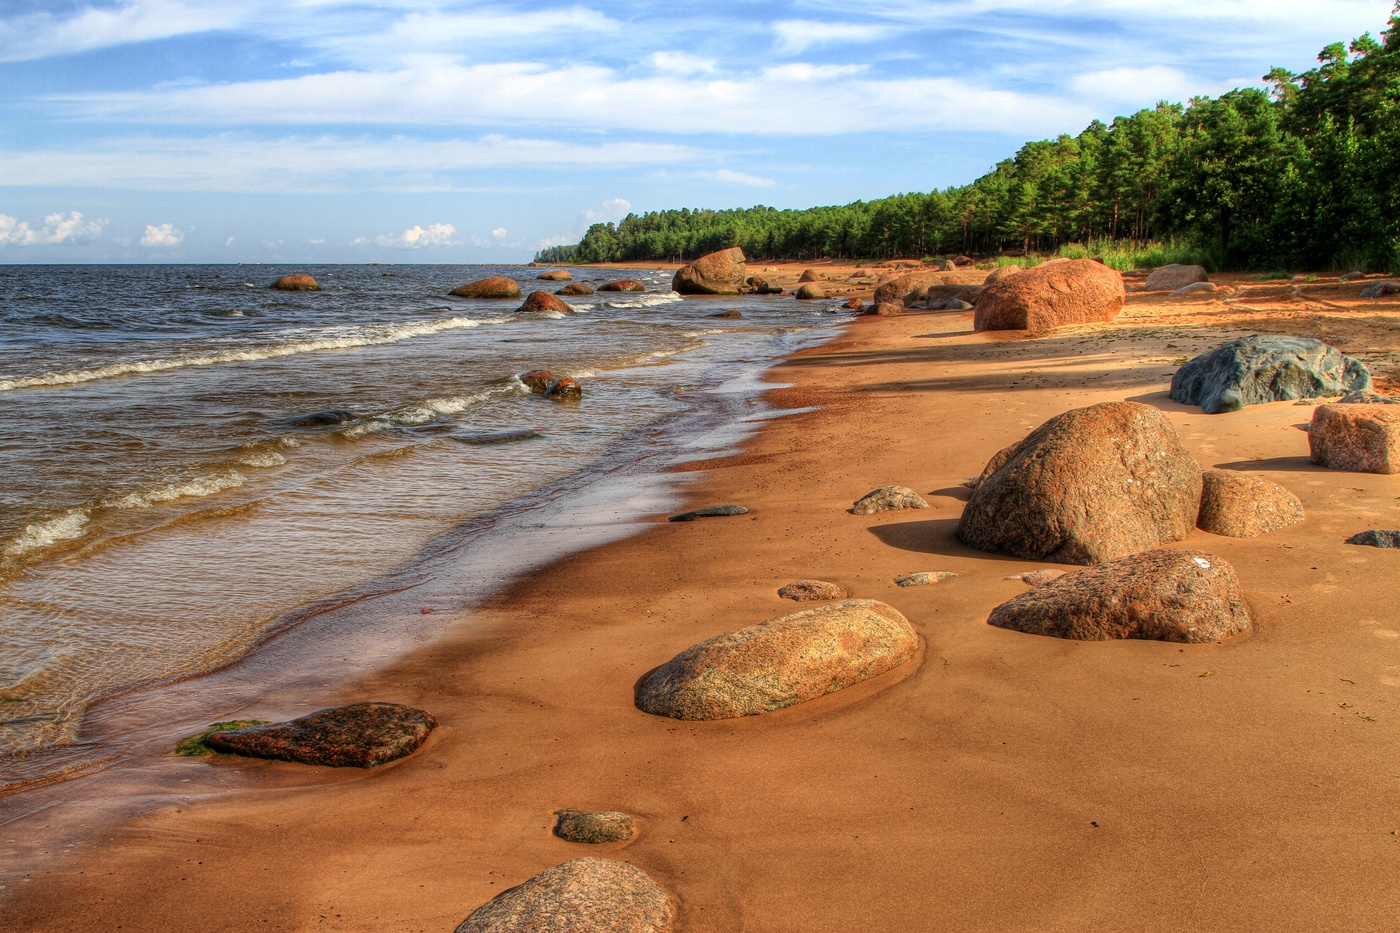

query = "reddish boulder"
[860,302,904,317]
[544,377,582,400]
[537,270,572,281]
[520,369,554,393]
[517,291,573,314]
[973,259,1124,331]
[272,274,320,291]
[452,276,521,299]
[1309,403,1400,473]
[671,247,747,295]
[777,580,850,601]
[873,269,987,305]
[798,269,819,283]
[201,702,435,767]
[842,297,863,311]
[557,283,594,296]
[598,280,645,292]
[984,264,1021,283]
[1197,470,1304,537]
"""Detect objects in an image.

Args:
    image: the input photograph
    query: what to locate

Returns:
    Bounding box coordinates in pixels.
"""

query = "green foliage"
[534,6,1400,273]
[174,720,267,757]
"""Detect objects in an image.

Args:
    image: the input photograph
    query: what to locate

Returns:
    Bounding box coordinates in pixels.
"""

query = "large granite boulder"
[517,291,574,314]
[1197,470,1305,537]
[672,247,747,295]
[973,259,1124,331]
[201,702,436,767]
[795,283,825,299]
[987,548,1250,643]
[635,599,918,720]
[1309,403,1400,473]
[873,269,987,305]
[272,274,320,291]
[957,402,1203,565]
[1144,264,1209,291]
[455,858,673,933]
[453,276,522,299]
[1170,336,1370,413]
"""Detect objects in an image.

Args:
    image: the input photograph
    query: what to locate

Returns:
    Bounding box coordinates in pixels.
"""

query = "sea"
[0,263,842,792]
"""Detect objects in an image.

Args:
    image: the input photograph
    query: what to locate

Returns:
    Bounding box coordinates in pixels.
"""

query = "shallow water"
[0,263,841,788]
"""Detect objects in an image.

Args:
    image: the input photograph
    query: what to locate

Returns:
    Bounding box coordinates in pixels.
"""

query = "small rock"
[272,274,320,291]
[798,269,819,283]
[851,485,928,515]
[598,280,646,292]
[795,283,825,300]
[777,580,849,601]
[454,430,543,445]
[1309,404,1400,473]
[710,309,742,319]
[1346,529,1400,548]
[894,572,957,587]
[554,810,635,845]
[454,858,673,933]
[544,378,582,400]
[668,504,749,522]
[987,549,1250,643]
[538,270,572,281]
[452,276,521,299]
[557,283,595,296]
[860,301,904,316]
[1339,270,1366,282]
[200,702,436,767]
[1004,569,1067,586]
[520,369,555,393]
[284,409,355,427]
[1359,280,1400,299]
[842,297,863,311]
[1196,469,1304,537]
[518,291,574,314]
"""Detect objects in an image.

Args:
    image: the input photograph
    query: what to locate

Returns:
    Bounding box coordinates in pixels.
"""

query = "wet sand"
[5,275,1400,931]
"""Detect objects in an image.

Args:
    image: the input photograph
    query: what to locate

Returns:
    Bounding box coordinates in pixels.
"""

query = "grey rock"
[1346,529,1400,548]
[1169,282,1219,299]
[851,485,928,515]
[668,504,749,522]
[1170,335,1371,414]
[455,858,673,933]
[1359,280,1400,299]
[1144,264,1209,292]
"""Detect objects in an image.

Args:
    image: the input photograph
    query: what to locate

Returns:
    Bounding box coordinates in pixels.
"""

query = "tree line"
[536,9,1400,272]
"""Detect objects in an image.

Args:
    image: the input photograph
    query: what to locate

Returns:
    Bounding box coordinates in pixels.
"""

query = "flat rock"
[455,858,673,933]
[851,485,928,515]
[958,402,1202,565]
[672,247,747,295]
[272,274,320,291]
[987,548,1250,643]
[452,276,521,299]
[635,599,918,720]
[777,579,849,601]
[554,810,635,845]
[1144,264,1209,292]
[537,270,572,281]
[201,702,436,767]
[518,291,574,314]
[668,504,749,522]
[710,309,742,319]
[894,572,956,587]
[284,409,355,427]
[1347,529,1400,548]
[1197,470,1304,537]
[1359,280,1400,299]
[1170,335,1370,413]
[1340,390,1400,404]
[1004,569,1067,585]
[973,259,1124,331]
[1309,403,1400,473]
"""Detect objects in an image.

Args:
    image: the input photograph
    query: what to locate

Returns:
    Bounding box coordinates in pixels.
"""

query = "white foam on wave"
[3,509,91,559]
[604,291,684,310]
[338,385,517,438]
[238,452,287,469]
[104,470,246,511]
[0,316,489,392]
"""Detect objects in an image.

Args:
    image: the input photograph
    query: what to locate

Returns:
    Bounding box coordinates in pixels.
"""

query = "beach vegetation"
[174,720,267,757]
[537,6,1400,274]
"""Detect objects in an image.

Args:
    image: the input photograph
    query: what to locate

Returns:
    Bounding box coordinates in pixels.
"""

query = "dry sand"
[5,273,1400,931]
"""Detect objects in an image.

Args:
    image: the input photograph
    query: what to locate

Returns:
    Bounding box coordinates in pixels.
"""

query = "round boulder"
[520,369,554,393]
[200,702,436,767]
[1144,264,1209,292]
[1309,403,1400,473]
[598,280,646,292]
[795,283,825,300]
[987,548,1250,643]
[454,858,673,933]
[1197,470,1305,537]
[1170,336,1371,414]
[957,402,1203,565]
[851,485,928,515]
[544,377,582,400]
[974,259,1124,331]
[518,291,574,314]
[672,247,747,295]
[453,276,521,299]
[272,274,320,291]
[557,283,595,296]
[635,599,918,720]
[798,269,819,283]
[985,264,1021,283]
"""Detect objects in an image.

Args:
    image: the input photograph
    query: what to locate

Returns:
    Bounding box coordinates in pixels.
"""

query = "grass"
[1052,238,1212,272]
[174,720,268,757]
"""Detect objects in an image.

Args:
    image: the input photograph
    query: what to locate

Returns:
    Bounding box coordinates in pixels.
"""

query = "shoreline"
[6,286,1400,930]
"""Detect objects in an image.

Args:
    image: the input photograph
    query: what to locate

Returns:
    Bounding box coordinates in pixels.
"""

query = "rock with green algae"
[200,702,436,767]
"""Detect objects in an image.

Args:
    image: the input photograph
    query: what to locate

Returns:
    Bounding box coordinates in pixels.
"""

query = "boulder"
[922,284,984,309]
[985,264,1021,283]
[672,247,747,295]
[544,377,582,400]
[860,302,904,317]
[957,402,1203,565]
[746,276,783,294]
[518,291,574,314]
[668,504,748,522]
[635,599,918,720]
[554,810,635,845]
[1359,280,1400,299]
[272,274,320,291]
[777,580,849,601]
[842,297,863,311]
[1170,336,1371,414]
[598,280,645,292]
[557,283,594,296]
[954,255,975,267]
[454,858,673,933]
[1309,403,1400,473]
[1196,470,1305,537]
[1144,264,1209,292]
[452,276,521,299]
[520,369,554,393]
[873,269,987,305]
[795,284,825,300]
[284,409,355,427]
[798,269,819,283]
[1339,271,1367,282]
[987,548,1250,643]
[1347,529,1400,548]
[1169,282,1219,299]
[973,259,1124,331]
[1340,390,1400,404]
[201,702,436,767]
[851,485,928,514]
[710,309,742,319]
[538,270,572,281]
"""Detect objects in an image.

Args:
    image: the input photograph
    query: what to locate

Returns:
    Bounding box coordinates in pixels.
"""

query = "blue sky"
[1,0,1393,263]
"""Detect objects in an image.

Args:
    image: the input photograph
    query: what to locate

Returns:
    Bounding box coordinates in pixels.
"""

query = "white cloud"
[579,198,631,226]
[647,51,718,76]
[366,222,457,248]
[0,210,107,246]
[308,237,325,244]
[1070,65,1232,104]
[225,235,235,245]
[0,1,253,63]
[491,227,507,239]
[711,169,777,188]
[772,20,895,55]
[140,222,183,247]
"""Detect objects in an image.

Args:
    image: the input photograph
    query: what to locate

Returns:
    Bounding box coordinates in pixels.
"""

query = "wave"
[3,509,91,559]
[603,291,684,310]
[0,316,497,393]
[238,452,287,469]
[103,470,246,511]
[339,384,525,438]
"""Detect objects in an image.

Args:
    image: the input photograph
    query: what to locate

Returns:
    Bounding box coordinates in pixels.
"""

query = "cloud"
[772,20,895,55]
[491,227,507,239]
[646,51,718,76]
[1070,65,1234,105]
[364,223,458,248]
[578,198,631,226]
[0,210,107,246]
[140,222,183,246]
[711,169,777,188]
[0,1,253,63]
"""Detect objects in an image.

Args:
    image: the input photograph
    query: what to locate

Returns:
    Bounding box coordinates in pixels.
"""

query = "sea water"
[0,263,840,789]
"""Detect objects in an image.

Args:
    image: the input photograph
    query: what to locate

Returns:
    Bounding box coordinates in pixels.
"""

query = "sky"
[0,0,1394,264]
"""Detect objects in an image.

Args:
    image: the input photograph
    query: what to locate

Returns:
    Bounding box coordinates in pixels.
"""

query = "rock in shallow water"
[668,504,749,522]
[453,430,543,445]
[554,810,635,844]
[635,599,918,720]
[201,702,436,767]
[272,274,320,291]
[455,858,673,933]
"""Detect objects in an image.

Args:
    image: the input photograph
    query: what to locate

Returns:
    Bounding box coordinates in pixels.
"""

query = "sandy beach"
[5,273,1400,931]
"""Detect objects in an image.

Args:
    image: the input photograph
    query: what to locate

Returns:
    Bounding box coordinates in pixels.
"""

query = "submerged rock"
[635,599,919,720]
[554,810,635,845]
[520,369,555,393]
[452,276,521,299]
[598,280,646,292]
[668,504,749,522]
[201,702,436,767]
[284,409,356,427]
[454,430,543,445]
[1170,335,1370,413]
[544,377,583,400]
[454,858,673,933]
[851,485,928,514]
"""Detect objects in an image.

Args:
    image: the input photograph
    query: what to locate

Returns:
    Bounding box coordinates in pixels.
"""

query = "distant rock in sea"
[452,276,521,299]
[272,274,320,291]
